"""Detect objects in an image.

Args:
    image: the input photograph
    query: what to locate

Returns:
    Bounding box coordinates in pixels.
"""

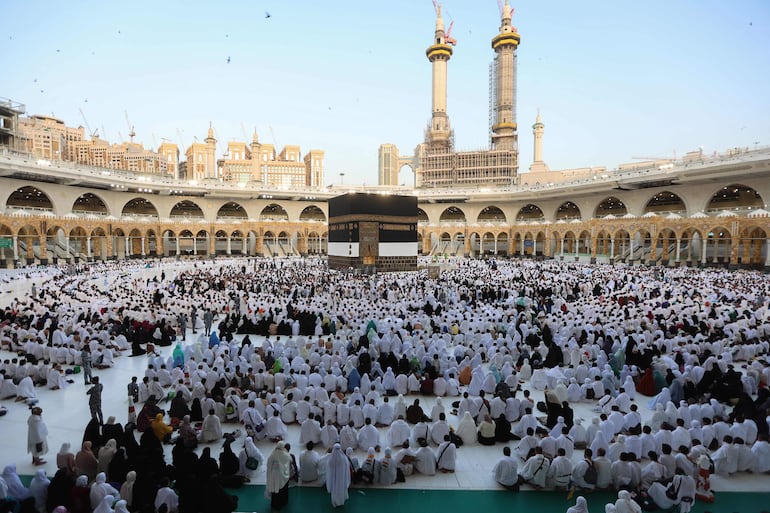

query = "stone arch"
[72,192,110,216]
[555,201,581,221]
[170,200,205,219]
[705,225,732,266]
[612,229,631,263]
[467,231,481,257]
[595,196,628,218]
[263,230,277,256]
[680,227,704,265]
[145,229,158,256]
[307,231,324,255]
[654,227,677,265]
[643,191,687,216]
[516,204,544,222]
[0,223,13,264]
[91,227,108,260]
[481,231,496,255]
[216,201,248,220]
[128,228,143,257]
[477,205,507,224]
[6,186,54,212]
[68,226,89,260]
[706,184,764,213]
[299,205,326,222]
[260,204,289,222]
[738,226,768,268]
[417,208,429,223]
[577,230,591,257]
[595,229,613,260]
[121,197,159,218]
[17,224,40,262]
[497,232,509,256]
[439,206,466,223]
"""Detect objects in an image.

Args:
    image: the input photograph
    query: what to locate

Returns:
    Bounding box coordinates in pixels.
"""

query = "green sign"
[0,238,12,249]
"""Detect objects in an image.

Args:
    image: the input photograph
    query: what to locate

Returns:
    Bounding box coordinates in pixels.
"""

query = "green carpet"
[19,475,769,512]
[229,485,770,513]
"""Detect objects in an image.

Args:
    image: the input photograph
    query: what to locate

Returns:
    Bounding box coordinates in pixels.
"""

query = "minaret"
[490,0,520,152]
[204,123,217,179]
[533,110,544,162]
[425,4,453,151]
[529,110,549,172]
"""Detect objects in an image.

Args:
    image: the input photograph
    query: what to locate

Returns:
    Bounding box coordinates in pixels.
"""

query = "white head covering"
[326,444,351,507]
[265,442,291,497]
[93,495,115,513]
[114,499,130,513]
[28,469,49,509]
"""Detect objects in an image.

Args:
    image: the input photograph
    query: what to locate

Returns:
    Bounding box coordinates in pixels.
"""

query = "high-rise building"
[379,2,521,189]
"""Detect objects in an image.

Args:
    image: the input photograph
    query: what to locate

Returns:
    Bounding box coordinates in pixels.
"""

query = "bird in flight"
[227,56,231,64]
[265,11,271,18]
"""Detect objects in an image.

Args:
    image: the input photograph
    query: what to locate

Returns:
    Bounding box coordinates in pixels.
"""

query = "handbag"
[665,479,680,500]
[245,456,259,470]
[35,442,43,453]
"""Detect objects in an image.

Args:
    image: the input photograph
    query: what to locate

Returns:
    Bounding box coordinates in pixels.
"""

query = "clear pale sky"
[2,1,769,186]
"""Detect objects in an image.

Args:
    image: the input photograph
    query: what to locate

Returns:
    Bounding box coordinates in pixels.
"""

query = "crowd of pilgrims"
[0,256,770,512]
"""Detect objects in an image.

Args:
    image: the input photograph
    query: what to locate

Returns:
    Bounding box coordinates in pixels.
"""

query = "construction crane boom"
[78,108,98,138]
[124,111,135,143]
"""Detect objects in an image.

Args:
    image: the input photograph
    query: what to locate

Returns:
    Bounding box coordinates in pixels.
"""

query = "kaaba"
[327,192,418,272]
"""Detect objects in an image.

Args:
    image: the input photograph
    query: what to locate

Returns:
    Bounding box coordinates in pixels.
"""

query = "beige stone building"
[218,131,324,188]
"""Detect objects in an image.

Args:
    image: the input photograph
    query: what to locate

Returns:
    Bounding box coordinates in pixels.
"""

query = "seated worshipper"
[406,399,429,424]
[517,446,550,489]
[413,438,437,475]
[566,496,590,513]
[477,415,497,445]
[90,472,120,510]
[265,409,288,442]
[28,468,49,513]
[375,447,398,485]
[56,443,76,477]
[436,435,457,473]
[200,409,224,443]
[151,413,173,443]
[97,439,117,475]
[647,470,696,513]
[388,417,411,447]
[546,448,573,490]
[154,477,179,513]
[74,442,98,482]
[299,442,320,483]
[93,495,116,513]
[238,437,265,482]
[395,441,416,478]
[492,446,519,491]
[570,448,597,492]
[358,447,378,484]
[455,411,478,446]
[358,417,381,452]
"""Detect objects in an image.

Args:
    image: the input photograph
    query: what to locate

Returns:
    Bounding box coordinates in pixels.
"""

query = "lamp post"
[340,172,345,185]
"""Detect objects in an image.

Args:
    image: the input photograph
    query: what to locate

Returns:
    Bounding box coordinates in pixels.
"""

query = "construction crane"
[78,108,98,138]
[176,128,187,152]
[124,111,136,143]
[445,20,457,45]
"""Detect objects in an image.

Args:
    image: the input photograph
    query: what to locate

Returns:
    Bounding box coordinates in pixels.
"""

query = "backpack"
[584,462,597,485]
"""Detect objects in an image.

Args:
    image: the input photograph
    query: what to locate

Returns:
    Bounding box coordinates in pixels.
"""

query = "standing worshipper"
[87,376,104,425]
[265,442,291,510]
[27,406,49,466]
[81,347,93,385]
[326,444,351,508]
